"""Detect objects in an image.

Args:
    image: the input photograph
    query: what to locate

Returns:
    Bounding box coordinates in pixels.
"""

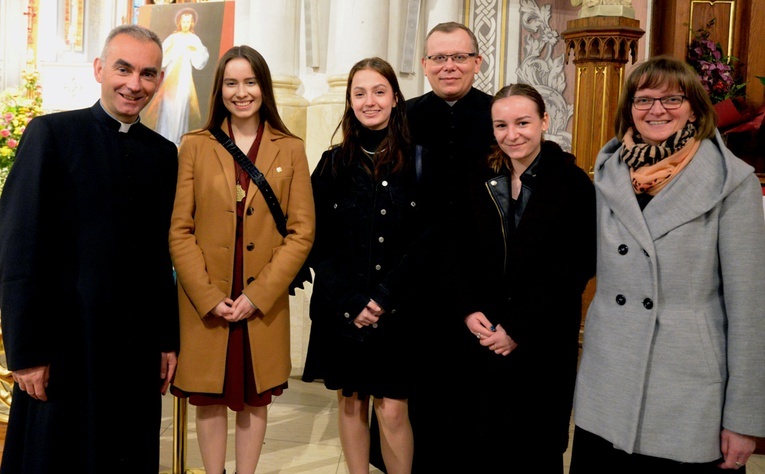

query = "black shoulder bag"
[210,127,288,237]
[210,127,311,294]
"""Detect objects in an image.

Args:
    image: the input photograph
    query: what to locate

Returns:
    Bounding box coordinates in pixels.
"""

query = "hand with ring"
[464,313,518,356]
[719,428,755,470]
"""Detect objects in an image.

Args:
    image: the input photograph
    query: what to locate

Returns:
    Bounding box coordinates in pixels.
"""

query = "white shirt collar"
[98,101,139,133]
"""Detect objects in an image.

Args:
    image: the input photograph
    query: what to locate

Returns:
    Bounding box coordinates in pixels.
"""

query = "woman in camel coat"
[169,45,314,474]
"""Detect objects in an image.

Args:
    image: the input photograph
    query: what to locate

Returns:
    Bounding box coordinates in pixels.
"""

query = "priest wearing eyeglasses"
[401,21,497,473]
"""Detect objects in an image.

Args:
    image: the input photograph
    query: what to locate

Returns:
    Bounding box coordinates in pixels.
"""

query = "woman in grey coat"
[571,56,765,472]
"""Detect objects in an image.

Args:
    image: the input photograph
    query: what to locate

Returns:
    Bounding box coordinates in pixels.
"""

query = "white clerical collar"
[445,100,458,106]
[99,102,139,133]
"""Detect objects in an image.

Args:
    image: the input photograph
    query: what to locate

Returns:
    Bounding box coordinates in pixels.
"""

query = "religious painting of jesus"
[138,1,235,145]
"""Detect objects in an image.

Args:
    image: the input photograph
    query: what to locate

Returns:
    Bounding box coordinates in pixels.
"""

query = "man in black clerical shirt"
[405,22,496,473]
[0,24,178,473]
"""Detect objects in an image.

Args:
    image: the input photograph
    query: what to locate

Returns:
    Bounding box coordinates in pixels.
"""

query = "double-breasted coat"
[169,120,315,395]
[0,102,179,472]
[573,131,765,463]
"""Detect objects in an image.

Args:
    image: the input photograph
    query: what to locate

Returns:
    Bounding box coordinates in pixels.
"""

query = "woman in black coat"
[302,57,425,473]
[455,83,596,472]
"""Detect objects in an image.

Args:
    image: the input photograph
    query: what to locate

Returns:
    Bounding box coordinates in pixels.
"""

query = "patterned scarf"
[620,124,700,195]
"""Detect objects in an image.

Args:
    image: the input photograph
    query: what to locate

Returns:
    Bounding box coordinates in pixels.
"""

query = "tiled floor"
[159,376,383,473]
[159,376,765,473]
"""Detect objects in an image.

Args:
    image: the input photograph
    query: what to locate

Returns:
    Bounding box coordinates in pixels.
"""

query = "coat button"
[490,180,498,186]
[642,298,654,309]
[246,242,255,251]
[618,244,628,255]
[333,203,338,209]
[380,209,387,215]
[381,181,388,187]
[375,264,382,271]
[391,309,397,314]
[246,206,254,216]
[344,312,350,318]
[615,294,626,305]
[378,236,385,243]
[410,201,416,207]
[246,277,255,284]
[372,323,378,328]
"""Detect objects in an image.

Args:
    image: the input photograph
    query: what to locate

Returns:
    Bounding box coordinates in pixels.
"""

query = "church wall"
[1,0,655,376]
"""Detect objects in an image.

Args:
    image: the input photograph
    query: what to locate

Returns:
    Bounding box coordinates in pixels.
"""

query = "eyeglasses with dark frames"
[631,95,687,110]
[425,53,477,64]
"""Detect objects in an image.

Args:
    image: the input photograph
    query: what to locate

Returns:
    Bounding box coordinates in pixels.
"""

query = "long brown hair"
[487,83,547,173]
[202,45,296,138]
[330,57,410,178]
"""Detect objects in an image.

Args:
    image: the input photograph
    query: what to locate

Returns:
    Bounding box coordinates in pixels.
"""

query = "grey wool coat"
[573,130,765,463]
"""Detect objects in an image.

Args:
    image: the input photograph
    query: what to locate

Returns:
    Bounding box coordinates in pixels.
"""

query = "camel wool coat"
[170,120,315,394]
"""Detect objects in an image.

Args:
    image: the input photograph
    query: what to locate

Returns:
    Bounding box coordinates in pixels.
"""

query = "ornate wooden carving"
[562,16,644,176]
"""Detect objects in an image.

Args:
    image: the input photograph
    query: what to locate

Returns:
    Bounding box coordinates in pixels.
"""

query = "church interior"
[0,0,764,472]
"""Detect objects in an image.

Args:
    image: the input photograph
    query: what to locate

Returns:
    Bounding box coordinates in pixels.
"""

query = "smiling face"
[221,58,263,127]
[492,95,549,168]
[350,68,396,131]
[94,33,163,123]
[422,29,482,102]
[631,84,696,146]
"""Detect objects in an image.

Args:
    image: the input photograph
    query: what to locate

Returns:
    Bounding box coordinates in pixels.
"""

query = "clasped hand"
[211,295,256,322]
[465,312,517,356]
[354,299,384,328]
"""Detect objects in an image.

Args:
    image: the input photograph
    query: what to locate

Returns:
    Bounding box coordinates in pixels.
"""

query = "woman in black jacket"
[456,83,596,472]
[302,57,424,474]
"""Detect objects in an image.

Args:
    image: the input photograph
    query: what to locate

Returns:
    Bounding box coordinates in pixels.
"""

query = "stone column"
[0,0,29,91]
[238,0,309,141]
[305,0,390,171]
[562,16,644,175]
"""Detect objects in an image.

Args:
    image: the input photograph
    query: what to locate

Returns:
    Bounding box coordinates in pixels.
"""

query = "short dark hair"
[203,45,295,139]
[614,55,717,141]
[423,22,479,57]
[100,24,162,62]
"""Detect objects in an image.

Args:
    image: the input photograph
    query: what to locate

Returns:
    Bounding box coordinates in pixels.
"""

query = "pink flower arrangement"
[686,19,746,105]
[0,69,44,193]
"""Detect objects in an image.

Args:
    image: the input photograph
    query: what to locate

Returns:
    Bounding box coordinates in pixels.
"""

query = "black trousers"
[570,426,745,474]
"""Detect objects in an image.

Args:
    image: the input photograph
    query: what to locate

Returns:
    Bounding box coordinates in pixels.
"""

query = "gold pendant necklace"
[236,182,246,202]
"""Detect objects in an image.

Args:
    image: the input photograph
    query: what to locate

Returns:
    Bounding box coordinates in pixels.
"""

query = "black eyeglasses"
[631,95,687,110]
[425,53,477,64]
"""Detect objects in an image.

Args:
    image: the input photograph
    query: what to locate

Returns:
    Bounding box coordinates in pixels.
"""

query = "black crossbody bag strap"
[210,127,288,237]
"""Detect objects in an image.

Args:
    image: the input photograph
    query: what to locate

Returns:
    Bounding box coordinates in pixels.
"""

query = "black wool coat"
[0,102,179,473]
[454,140,596,465]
